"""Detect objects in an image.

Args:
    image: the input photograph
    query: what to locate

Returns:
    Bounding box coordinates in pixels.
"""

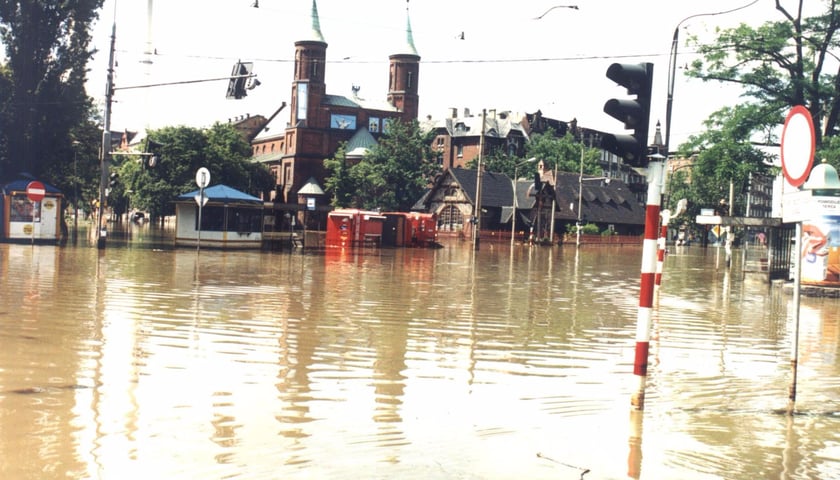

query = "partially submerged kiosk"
[174,184,264,249]
[1,178,64,244]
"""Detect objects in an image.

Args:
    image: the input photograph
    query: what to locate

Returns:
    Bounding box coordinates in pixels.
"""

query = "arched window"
[438,205,464,232]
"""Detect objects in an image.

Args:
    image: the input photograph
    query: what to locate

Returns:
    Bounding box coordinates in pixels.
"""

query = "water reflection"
[0,236,838,479]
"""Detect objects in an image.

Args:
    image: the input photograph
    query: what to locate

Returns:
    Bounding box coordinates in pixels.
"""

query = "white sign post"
[195,168,211,252]
[780,105,816,414]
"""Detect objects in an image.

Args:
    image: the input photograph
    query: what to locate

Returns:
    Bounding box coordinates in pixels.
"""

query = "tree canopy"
[686,0,840,154]
[0,0,104,179]
[324,119,438,211]
[466,130,601,179]
[117,123,273,221]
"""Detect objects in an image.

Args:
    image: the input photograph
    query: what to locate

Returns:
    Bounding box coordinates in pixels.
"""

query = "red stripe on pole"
[644,207,660,240]
[634,341,650,376]
[639,273,655,308]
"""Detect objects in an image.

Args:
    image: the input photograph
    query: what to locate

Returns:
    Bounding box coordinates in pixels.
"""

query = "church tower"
[290,0,327,130]
[387,2,420,120]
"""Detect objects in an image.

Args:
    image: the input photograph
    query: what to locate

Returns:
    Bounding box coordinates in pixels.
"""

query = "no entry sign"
[780,105,816,188]
[26,181,46,202]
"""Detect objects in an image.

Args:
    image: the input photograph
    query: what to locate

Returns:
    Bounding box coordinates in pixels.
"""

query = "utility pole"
[473,109,486,251]
[97,20,116,250]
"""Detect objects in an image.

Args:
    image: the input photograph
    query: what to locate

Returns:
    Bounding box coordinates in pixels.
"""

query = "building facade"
[251,0,420,206]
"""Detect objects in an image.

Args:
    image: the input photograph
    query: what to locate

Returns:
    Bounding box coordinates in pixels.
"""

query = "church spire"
[401,0,418,56]
[308,0,325,42]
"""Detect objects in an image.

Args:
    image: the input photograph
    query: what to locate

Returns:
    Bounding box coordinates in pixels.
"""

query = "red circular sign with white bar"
[26,181,46,202]
[780,105,816,187]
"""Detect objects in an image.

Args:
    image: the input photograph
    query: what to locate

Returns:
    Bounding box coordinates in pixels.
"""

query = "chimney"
[464,107,471,117]
[450,108,458,118]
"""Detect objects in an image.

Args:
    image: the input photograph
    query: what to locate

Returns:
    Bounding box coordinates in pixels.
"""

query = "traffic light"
[225,61,254,99]
[109,171,118,188]
[146,139,162,168]
[601,62,653,167]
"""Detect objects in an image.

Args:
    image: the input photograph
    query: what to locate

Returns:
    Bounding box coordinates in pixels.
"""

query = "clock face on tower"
[330,114,357,130]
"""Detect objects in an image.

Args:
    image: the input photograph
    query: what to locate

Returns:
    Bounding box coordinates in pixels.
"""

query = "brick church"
[251,0,420,207]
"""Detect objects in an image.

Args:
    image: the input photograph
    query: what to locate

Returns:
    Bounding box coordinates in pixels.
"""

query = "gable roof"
[448,167,514,208]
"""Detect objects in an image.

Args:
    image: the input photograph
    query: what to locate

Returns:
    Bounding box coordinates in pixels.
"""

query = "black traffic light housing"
[109,171,118,188]
[145,139,162,168]
[601,62,653,167]
[226,61,254,99]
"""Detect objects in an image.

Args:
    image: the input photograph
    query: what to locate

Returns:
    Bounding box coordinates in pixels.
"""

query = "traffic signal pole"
[631,161,664,411]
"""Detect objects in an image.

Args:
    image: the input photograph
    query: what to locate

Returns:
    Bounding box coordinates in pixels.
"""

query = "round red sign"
[26,181,46,202]
[780,105,816,188]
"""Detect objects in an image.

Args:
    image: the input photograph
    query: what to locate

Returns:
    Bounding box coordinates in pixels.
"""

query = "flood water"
[1,226,839,479]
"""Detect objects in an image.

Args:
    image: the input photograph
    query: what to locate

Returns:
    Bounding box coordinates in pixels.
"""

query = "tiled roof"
[551,173,645,225]
[448,167,514,208]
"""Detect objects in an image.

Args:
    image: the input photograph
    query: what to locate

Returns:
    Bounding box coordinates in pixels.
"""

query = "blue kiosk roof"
[177,184,263,205]
[2,178,62,195]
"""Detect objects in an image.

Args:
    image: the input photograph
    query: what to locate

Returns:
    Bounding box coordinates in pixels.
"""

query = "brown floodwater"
[1,225,838,479]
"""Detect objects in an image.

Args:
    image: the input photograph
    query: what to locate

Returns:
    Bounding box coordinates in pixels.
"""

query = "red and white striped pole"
[631,161,664,410]
[654,211,670,287]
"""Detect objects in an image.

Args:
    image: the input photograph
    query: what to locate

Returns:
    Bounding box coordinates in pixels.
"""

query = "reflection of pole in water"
[627,410,643,479]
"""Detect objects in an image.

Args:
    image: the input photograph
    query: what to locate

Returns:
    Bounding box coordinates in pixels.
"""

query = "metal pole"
[196,187,204,253]
[631,160,664,410]
[73,143,79,242]
[473,109,486,251]
[549,161,558,244]
[576,145,583,247]
[97,20,117,250]
[511,165,518,249]
[788,221,802,414]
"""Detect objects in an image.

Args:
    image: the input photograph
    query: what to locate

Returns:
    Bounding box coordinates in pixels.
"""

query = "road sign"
[195,167,211,188]
[26,181,46,202]
[781,105,815,188]
[194,193,209,207]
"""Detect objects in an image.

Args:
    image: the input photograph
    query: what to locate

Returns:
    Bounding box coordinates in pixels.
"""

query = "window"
[457,145,464,157]
[9,194,39,222]
[196,206,262,232]
[438,205,464,232]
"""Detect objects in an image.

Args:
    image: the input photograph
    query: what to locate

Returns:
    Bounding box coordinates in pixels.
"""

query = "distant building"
[250,0,420,207]
[421,109,650,204]
[420,108,529,170]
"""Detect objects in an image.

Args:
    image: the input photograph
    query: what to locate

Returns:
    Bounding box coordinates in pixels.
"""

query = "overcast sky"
[85,0,815,148]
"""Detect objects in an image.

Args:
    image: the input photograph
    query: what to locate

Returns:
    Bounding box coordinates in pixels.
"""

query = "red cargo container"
[326,209,386,248]
[382,212,438,248]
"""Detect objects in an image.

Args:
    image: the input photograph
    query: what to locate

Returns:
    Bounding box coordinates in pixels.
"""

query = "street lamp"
[576,145,610,247]
[511,157,537,248]
[533,4,579,19]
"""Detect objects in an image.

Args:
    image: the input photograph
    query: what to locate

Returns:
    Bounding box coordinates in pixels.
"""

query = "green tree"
[466,130,600,179]
[686,0,840,157]
[324,119,438,211]
[466,147,519,179]
[525,130,600,175]
[0,1,103,179]
[324,144,356,208]
[673,105,774,220]
[121,124,272,222]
